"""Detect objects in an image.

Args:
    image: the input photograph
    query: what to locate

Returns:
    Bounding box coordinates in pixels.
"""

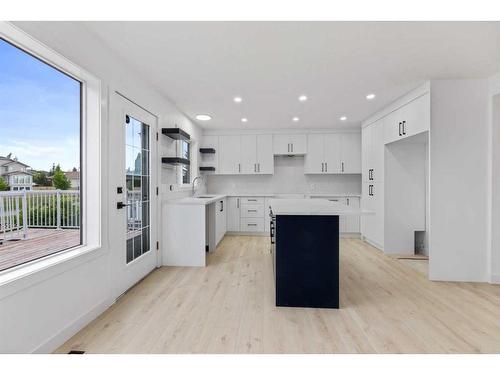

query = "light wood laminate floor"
[56,236,500,353]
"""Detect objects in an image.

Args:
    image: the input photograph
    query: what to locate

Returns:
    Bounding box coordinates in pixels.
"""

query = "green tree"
[52,168,71,190]
[33,171,50,186]
[0,177,9,191]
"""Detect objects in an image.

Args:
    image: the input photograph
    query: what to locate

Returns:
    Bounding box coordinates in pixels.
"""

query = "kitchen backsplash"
[206,156,362,195]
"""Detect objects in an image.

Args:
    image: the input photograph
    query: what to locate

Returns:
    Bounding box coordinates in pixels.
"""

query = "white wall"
[490,73,500,283]
[429,79,490,282]
[206,156,361,196]
[0,22,203,353]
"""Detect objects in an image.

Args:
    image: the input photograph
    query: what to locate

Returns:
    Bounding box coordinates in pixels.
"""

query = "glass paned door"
[125,114,150,263]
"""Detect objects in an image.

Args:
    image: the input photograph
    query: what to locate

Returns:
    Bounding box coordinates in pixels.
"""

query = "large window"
[0,37,82,272]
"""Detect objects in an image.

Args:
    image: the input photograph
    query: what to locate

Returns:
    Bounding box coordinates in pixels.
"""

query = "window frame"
[0,22,101,285]
[180,139,192,186]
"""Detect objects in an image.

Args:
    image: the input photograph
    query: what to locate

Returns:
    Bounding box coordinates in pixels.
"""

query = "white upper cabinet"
[340,133,361,173]
[273,134,307,155]
[219,134,274,175]
[305,133,360,174]
[219,135,241,174]
[304,134,324,173]
[256,134,274,174]
[240,135,257,174]
[385,93,430,144]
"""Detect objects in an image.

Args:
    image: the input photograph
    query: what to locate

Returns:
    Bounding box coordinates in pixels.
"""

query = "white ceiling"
[82,21,500,129]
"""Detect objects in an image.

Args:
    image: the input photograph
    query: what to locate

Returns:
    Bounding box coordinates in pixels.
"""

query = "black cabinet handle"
[402,120,406,135]
[220,200,224,212]
[399,122,402,136]
[117,202,130,209]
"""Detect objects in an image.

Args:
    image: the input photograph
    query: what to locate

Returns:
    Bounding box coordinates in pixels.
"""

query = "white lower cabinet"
[226,196,269,233]
[215,198,227,245]
[226,197,241,232]
[240,218,265,232]
[312,196,360,233]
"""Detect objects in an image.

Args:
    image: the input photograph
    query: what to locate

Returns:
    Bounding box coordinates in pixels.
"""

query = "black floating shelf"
[199,147,216,154]
[199,166,216,171]
[161,128,191,141]
[162,157,190,166]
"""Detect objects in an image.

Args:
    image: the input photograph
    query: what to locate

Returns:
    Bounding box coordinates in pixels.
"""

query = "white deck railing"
[0,190,80,242]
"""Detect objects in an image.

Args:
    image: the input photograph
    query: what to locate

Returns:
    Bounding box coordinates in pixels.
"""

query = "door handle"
[321,162,324,172]
[402,120,406,135]
[288,143,290,153]
[238,163,241,173]
[254,163,256,172]
[117,202,130,209]
[341,162,344,173]
[291,143,294,152]
[258,163,260,172]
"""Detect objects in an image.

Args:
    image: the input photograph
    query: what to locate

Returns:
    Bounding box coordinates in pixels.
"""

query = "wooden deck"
[0,228,80,271]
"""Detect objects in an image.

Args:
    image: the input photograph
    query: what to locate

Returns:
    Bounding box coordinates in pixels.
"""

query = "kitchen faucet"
[192,176,203,195]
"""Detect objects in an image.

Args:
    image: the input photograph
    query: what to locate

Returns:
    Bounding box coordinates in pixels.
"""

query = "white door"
[324,133,342,173]
[109,93,158,300]
[289,134,307,154]
[341,133,361,174]
[256,134,274,174]
[404,94,430,138]
[273,134,291,155]
[305,134,324,174]
[240,135,257,174]
[219,135,241,174]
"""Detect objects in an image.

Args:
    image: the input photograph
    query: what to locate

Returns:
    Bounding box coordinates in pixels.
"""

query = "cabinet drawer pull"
[247,209,257,212]
[247,199,257,201]
[248,223,257,226]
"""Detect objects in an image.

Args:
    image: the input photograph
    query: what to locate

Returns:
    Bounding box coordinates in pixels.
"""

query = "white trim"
[361,81,430,128]
[32,298,112,354]
[0,22,102,287]
[491,273,500,284]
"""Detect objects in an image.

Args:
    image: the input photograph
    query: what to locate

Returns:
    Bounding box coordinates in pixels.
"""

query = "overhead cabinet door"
[240,135,257,174]
[219,135,241,174]
[340,133,361,173]
[324,133,342,173]
[273,134,306,155]
[385,93,430,144]
[256,135,274,174]
[305,134,324,174]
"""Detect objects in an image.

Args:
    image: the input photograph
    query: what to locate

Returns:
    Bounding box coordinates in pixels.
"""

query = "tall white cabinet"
[361,118,385,249]
[361,87,430,253]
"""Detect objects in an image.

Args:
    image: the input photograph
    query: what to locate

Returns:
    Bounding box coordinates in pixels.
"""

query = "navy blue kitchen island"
[269,198,367,309]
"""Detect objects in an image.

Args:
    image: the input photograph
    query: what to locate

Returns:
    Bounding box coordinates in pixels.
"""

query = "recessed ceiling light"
[233,96,242,103]
[241,118,248,123]
[298,95,308,102]
[195,114,212,121]
[292,117,300,122]
[340,116,347,121]
[366,93,376,100]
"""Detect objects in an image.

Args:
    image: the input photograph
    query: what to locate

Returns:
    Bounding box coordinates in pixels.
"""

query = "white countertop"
[269,198,371,216]
[166,194,227,205]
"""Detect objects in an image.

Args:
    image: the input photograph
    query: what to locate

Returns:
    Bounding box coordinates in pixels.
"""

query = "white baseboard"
[491,274,500,284]
[32,297,113,353]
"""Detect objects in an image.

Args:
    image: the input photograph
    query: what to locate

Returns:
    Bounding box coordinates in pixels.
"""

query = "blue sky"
[0,38,80,171]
